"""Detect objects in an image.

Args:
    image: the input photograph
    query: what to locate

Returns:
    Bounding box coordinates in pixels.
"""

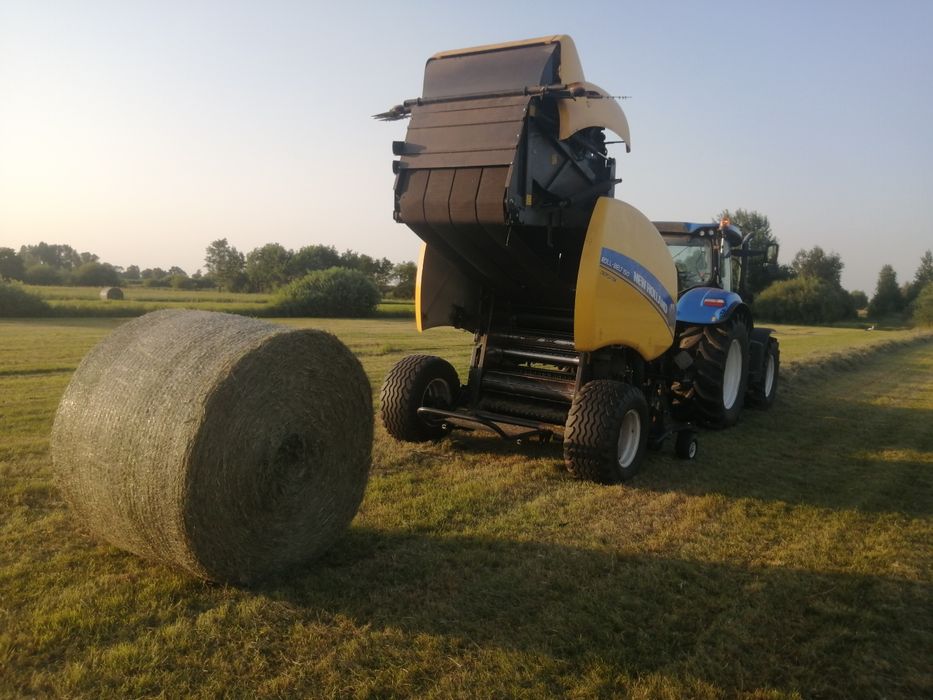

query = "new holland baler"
[376,35,777,483]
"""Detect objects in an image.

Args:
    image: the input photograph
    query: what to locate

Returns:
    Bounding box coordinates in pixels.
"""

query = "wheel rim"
[722,339,743,410]
[763,353,775,396]
[616,409,641,469]
[421,378,452,408]
[688,440,697,459]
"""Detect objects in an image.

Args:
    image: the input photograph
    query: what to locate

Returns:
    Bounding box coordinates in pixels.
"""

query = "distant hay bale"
[51,309,373,584]
[99,287,124,300]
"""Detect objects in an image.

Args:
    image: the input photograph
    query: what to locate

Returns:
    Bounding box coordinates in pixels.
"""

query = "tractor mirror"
[765,243,779,265]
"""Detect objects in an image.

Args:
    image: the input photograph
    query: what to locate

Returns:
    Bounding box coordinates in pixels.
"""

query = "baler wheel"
[748,339,779,409]
[563,380,648,484]
[380,355,459,442]
[673,319,749,428]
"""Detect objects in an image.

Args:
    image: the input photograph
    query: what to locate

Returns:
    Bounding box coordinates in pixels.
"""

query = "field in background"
[20,284,415,318]
[1,317,930,697]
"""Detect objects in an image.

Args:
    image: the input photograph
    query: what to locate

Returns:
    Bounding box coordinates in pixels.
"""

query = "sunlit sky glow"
[1,0,931,292]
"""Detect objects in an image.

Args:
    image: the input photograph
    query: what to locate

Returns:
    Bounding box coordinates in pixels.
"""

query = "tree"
[288,244,341,278]
[848,290,868,310]
[791,246,844,287]
[245,243,292,292]
[0,248,24,281]
[19,243,81,270]
[867,264,904,318]
[123,265,141,281]
[717,209,780,296]
[71,262,120,287]
[904,250,933,305]
[391,261,417,298]
[204,239,246,291]
[912,282,933,327]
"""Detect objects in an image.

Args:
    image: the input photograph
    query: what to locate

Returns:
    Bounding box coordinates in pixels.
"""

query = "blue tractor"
[654,220,780,430]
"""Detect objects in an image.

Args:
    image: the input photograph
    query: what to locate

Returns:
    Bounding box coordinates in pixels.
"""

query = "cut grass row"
[0,318,930,698]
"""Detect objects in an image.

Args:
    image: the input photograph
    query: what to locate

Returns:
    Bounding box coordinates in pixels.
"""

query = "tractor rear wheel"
[380,355,460,442]
[748,339,779,408]
[673,319,749,428]
[563,380,648,484]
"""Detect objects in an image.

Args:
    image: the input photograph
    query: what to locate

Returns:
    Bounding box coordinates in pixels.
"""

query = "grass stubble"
[0,317,930,698]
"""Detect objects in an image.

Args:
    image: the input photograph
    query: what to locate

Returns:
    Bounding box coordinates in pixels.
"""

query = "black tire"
[672,319,749,428]
[748,339,779,409]
[380,355,459,442]
[563,380,648,484]
[675,430,698,460]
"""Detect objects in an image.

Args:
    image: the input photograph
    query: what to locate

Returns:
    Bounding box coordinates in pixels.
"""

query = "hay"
[99,287,124,300]
[51,309,373,584]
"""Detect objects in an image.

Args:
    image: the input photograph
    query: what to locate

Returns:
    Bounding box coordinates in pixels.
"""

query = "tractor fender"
[676,288,749,327]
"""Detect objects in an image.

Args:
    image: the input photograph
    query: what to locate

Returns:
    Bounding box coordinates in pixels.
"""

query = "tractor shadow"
[266,528,930,698]
[634,384,932,518]
[426,349,932,518]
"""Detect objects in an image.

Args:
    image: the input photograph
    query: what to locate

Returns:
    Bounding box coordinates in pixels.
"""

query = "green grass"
[1,318,930,698]
[17,285,414,319]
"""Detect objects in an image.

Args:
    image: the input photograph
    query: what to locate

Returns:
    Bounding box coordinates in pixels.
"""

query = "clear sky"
[1,0,931,293]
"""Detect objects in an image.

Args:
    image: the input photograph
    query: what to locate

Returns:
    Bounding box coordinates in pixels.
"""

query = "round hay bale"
[51,309,372,584]
[99,287,124,300]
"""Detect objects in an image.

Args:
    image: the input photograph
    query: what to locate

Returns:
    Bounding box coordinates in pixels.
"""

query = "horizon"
[2,1,931,293]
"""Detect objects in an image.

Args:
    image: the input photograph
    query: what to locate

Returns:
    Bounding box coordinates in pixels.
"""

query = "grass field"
[1,318,931,698]
[19,285,415,319]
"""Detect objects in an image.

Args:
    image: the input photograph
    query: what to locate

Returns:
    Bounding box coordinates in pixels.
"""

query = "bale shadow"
[267,528,930,698]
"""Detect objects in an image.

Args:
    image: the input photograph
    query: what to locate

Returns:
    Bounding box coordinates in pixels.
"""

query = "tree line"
[716,209,932,324]
[0,241,418,298]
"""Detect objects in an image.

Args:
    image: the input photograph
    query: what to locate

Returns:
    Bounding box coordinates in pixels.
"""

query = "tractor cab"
[653,221,745,296]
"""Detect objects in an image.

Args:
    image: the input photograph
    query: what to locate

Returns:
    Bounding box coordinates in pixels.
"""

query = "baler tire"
[380,355,459,442]
[563,380,648,484]
[748,339,779,409]
[674,320,750,429]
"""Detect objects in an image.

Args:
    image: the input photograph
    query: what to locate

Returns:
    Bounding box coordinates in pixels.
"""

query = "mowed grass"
[20,285,415,318]
[0,317,931,698]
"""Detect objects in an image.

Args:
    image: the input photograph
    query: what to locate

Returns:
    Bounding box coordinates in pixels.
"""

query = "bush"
[755,277,856,324]
[274,267,381,317]
[71,261,121,287]
[170,274,196,290]
[23,264,63,286]
[0,281,50,317]
[913,282,933,327]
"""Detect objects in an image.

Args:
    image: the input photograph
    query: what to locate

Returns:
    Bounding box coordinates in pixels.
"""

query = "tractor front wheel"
[380,355,460,442]
[563,380,648,484]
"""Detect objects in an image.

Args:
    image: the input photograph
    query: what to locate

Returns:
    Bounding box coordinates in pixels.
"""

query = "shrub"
[0,281,50,317]
[912,282,933,327]
[755,277,856,324]
[23,264,63,286]
[170,274,196,290]
[72,261,121,287]
[274,267,381,317]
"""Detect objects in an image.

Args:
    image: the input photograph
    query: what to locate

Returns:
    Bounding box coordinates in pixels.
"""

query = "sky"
[1,0,931,293]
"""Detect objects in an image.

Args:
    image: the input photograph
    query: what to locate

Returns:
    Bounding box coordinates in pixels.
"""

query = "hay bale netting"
[99,287,124,300]
[51,309,373,584]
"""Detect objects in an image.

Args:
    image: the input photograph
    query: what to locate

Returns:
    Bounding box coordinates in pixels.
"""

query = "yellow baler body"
[573,198,678,360]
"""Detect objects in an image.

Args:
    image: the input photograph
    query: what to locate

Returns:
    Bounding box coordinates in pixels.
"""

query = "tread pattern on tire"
[380,354,458,442]
[748,339,779,408]
[564,380,647,484]
[671,319,749,428]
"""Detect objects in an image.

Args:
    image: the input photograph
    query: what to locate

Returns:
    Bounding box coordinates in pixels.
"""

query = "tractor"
[376,35,779,483]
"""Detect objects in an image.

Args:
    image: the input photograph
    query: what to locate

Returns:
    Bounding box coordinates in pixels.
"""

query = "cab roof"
[652,221,744,246]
